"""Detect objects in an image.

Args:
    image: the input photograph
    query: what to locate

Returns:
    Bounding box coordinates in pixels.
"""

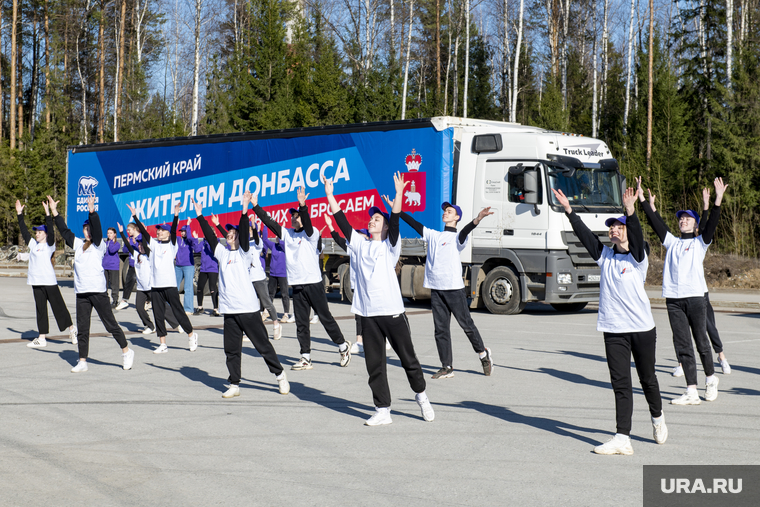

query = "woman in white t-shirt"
[50,196,134,373]
[553,186,666,456]
[16,199,77,348]
[325,172,434,426]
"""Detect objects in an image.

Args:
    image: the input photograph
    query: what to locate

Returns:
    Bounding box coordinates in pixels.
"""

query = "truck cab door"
[500,161,549,249]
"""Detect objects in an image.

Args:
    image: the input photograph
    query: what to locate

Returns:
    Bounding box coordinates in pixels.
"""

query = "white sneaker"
[672,364,684,377]
[350,342,363,354]
[71,360,88,373]
[122,349,135,370]
[291,357,313,370]
[720,358,731,375]
[415,393,435,422]
[285,314,295,323]
[670,390,701,405]
[142,326,155,335]
[189,332,198,352]
[115,300,129,311]
[705,377,719,402]
[365,407,392,426]
[222,385,240,398]
[70,327,78,345]
[310,315,319,324]
[593,435,633,455]
[340,342,352,367]
[652,415,668,444]
[27,337,47,348]
[153,343,169,354]
[273,325,282,340]
[277,373,290,395]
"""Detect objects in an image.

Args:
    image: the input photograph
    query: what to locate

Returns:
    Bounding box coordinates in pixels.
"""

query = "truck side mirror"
[523,166,541,214]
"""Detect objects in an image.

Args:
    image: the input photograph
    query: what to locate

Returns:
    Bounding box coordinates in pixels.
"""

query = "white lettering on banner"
[193,155,202,171]
[290,167,305,191]
[261,172,276,197]
[146,197,160,219]
[228,180,244,207]
[277,169,290,193]
[334,158,350,182]
[245,176,260,196]
[306,163,320,187]
[195,187,207,208]
[209,183,224,206]
[112,156,199,189]
[319,160,334,183]
[76,196,100,212]
[182,190,194,212]
[160,194,172,216]
[170,192,182,213]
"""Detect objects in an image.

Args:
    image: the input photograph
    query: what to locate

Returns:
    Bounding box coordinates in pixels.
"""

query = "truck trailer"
[66,116,624,315]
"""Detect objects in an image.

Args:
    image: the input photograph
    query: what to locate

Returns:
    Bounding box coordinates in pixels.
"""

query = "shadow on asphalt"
[515,348,608,363]
[286,381,374,421]
[146,363,226,392]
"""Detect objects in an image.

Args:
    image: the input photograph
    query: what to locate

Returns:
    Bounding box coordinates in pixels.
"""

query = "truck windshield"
[548,167,622,212]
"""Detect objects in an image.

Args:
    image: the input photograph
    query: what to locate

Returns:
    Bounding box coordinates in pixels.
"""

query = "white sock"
[614,433,630,442]
[276,372,286,381]
[479,351,487,359]
[339,343,348,352]
[652,414,664,424]
[687,386,698,394]
[38,334,46,340]
[273,322,280,329]
[302,353,311,361]
[416,391,429,402]
[706,375,716,383]
[122,349,130,356]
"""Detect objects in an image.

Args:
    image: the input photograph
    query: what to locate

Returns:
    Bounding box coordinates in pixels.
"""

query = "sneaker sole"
[432,373,454,379]
[222,391,240,399]
[593,447,634,456]
[365,418,393,426]
[154,349,169,354]
[670,398,701,405]
[291,364,313,371]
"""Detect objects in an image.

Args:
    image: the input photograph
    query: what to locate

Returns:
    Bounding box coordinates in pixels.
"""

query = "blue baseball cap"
[83,219,90,226]
[676,210,700,224]
[442,202,462,222]
[288,208,299,216]
[225,224,239,231]
[32,225,48,233]
[180,225,189,232]
[368,206,389,222]
[155,223,172,231]
[604,216,627,227]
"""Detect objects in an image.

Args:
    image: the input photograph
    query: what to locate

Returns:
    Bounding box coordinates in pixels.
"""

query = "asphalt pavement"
[1,276,759,506]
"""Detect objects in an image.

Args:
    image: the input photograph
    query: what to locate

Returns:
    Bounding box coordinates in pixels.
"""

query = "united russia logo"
[403,149,426,212]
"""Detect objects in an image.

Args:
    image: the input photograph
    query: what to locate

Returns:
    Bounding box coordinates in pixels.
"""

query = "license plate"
[588,274,601,282]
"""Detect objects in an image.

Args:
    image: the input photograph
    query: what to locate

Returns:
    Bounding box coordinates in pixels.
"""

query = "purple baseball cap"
[288,208,299,216]
[180,225,190,232]
[225,224,239,231]
[442,202,463,222]
[676,210,700,224]
[83,219,90,226]
[155,223,172,231]
[604,216,627,227]
[368,206,389,222]
[32,225,48,233]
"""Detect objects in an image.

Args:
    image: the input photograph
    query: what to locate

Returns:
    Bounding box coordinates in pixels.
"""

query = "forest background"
[0,0,758,260]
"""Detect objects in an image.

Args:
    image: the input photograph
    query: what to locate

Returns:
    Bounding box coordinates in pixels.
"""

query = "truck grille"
[561,231,613,268]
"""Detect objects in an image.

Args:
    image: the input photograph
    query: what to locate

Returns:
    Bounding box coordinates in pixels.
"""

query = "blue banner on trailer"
[67,126,454,237]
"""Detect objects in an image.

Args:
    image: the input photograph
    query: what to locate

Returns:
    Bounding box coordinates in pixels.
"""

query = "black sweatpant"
[32,285,73,334]
[75,292,129,359]
[355,315,362,336]
[430,288,486,367]
[135,290,169,330]
[197,271,219,309]
[704,292,723,354]
[224,312,284,385]
[268,276,290,314]
[105,269,120,305]
[291,281,345,354]
[666,296,714,385]
[604,328,663,435]
[361,313,426,408]
[123,266,136,301]
[151,286,193,337]
[253,280,277,320]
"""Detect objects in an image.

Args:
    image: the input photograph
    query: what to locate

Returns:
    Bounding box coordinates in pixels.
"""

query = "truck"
[66,116,624,315]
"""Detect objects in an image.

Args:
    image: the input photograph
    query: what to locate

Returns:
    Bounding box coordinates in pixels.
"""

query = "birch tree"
[726,0,733,89]
[591,0,598,137]
[622,0,636,146]
[510,0,525,123]
[191,0,202,135]
[646,0,654,169]
[463,0,470,118]
[401,0,414,119]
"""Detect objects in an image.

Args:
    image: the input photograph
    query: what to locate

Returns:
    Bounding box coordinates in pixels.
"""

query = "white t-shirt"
[248,239,266,282]
[133,251,152,291]
[215,244,259,314]
[661,232,709,298]
[283,228,322,285]
[423,227,467,290]
[149,238,179,288]
[348,230,405,317]
[73,238,107,294]
[595,246,655,333]
[27,238,57,286]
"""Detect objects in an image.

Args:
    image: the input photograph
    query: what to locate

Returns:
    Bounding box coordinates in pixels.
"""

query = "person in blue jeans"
[175,218,198,314]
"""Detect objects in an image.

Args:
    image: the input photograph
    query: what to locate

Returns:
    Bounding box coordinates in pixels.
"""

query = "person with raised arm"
[127,201,198,354]
[191,193,290,398]
[325,173,434,426]
[247,219,282,340]
[260,225,292,323]
[175,217,198,315]
[191,220,220,317]
[116,222,141,311]
[50,196,134,372]
[392,196,494,379]
[17,198,77,348]
[552,186,666,455]
[249,186,350,370]
[637,176,726,405]
[102,227,122,309]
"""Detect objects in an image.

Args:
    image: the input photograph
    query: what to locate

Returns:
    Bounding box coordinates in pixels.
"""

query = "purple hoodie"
[175,226,197,266]
[194,237,219,273]
[122,235,140,267]
[261,226,286,278]
[102,238,121,270]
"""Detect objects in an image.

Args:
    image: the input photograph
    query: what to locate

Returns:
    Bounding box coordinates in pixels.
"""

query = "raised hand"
[324,212,334,231]
[173,201,181,216]
[297,186,309,206]
[186,217,191,226]
[42,200,50,216]
[117,222,124,233]
[622,187,638,215]
[47,196,60,216]
[322,176,334,196]
[393,171,409,195]
[87,196,95,213]
[475,207,494,224]
[551,188,572,214]
[192,231,199,239]
[211,214,220,226]
[647,189,656,212]
[319,226,327,237]
[381,194,394,208]
[636,176,645,202]
[190,197,203,217]
[243,190,252,210]
[15,199,24,215]
[703,187,711,211]
[251,192,258,207]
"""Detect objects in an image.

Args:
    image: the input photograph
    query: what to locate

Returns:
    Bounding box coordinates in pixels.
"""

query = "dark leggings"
[151,286,193,337]
[268,276,290,314]
[32,285,73,334]
[291,281,345,354]
[224,312,284,385]
[704,292,723,354]
[197,271,219,309]
[75,292,129,359]
[105,269,120,305]
[667,296,714,385]
[123,266,136,301]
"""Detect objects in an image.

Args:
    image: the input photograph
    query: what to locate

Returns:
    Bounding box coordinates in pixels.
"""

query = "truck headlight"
[557,273,572,285]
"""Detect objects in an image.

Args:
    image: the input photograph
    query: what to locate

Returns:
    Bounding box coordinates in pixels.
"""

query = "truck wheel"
[481,266,524,315]
[341,265,353,303]
[550,302,588,313]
